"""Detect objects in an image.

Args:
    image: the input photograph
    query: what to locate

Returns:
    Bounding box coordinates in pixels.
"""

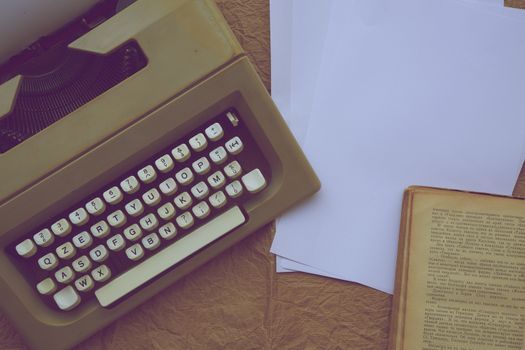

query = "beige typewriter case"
[0,1,319,349]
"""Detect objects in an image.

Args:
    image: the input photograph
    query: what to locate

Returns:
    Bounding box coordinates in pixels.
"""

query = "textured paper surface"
[0,1,392,349]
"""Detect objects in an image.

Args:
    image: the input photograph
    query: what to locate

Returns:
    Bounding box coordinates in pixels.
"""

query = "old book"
[389,186,525,350]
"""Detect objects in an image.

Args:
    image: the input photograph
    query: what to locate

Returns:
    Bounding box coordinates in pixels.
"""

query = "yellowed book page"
[403,189,525,350]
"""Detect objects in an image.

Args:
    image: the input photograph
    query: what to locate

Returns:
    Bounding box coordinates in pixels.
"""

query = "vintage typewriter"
[0,1,319,349]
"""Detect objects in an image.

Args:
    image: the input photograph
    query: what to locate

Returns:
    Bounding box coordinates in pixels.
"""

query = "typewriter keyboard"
[9,110,270,311]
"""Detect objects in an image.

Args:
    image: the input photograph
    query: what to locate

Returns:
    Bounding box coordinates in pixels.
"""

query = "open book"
[390,186,525,350]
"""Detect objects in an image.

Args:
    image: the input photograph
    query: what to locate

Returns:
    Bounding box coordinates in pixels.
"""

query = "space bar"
[95,206,246,307]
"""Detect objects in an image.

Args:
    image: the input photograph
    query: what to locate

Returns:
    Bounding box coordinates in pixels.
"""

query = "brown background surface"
[1,1,523,349]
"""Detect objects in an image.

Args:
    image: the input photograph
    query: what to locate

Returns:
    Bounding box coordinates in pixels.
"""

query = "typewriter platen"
[0,1,319,349]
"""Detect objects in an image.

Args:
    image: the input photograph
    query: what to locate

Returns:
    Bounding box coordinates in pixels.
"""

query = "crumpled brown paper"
[1,0,404,348]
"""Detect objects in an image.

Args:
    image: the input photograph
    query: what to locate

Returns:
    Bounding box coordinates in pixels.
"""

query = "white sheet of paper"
[288,0,334,144]
[270,0,334,144]
[272,0,523,275]
[274,0,525,277]
[270,0,293,124]
[273,0,525,276]
[279,255,344,279]
[276,1,525,277]
[0,0,100,64]
[276,255,292,273]
[271,0,338,275]
[271,0,525,293]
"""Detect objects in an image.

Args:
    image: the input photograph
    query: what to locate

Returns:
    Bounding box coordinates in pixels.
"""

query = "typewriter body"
[0,1,319,349]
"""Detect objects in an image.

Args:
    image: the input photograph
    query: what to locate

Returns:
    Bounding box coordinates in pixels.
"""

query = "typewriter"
[0,1,319,349]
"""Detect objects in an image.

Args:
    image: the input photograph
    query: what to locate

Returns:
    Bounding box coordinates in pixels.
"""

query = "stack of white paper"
[271,0,525,293]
